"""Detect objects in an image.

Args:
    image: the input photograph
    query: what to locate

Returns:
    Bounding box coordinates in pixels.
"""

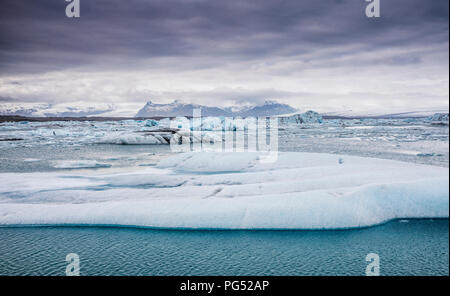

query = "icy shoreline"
[0,152,448,230]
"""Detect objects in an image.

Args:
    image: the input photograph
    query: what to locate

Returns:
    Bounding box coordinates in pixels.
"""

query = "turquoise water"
[0,122,448,276]
[0,219,448,276]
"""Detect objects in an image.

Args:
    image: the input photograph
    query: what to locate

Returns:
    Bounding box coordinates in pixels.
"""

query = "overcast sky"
[0,0,448,115]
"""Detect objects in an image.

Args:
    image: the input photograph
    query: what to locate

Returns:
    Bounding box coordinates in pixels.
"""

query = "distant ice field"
[0,116,448,170]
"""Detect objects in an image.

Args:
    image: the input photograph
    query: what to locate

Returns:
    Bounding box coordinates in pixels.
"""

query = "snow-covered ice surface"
[0,152,447,229]
[0,115,448,229]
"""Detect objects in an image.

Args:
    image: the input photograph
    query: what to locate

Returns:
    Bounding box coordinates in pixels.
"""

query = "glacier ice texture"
[0,152,447,230]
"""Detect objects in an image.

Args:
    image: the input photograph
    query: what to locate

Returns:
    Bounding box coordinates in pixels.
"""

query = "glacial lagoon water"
[0,118,448,275]
[0,219,448,276]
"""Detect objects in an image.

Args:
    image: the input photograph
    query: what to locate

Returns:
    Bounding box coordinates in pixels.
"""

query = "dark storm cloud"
[0,0,448,73]
[0,0,448,115]
[0,96,15,101]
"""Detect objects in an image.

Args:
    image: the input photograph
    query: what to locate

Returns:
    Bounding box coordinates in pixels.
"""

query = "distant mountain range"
[135,100,297,117]
[1,100,447,119]
[0,103,116,117]
[0,100,297,118]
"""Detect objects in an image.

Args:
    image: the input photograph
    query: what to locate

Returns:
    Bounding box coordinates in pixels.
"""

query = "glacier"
[0,152,447,230]
[135,100,297,117]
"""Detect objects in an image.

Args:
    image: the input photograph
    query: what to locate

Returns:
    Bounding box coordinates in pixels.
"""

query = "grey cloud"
[0,96,15,101]
[0,0,448,114]
[0,0,448,73]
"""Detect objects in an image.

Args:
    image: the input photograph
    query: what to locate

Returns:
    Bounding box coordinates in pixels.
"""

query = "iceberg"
[158,116,254,131]
[429,113,449,122]
[97,132,166,145]
[428,113,449,125]
[145,119,159,127]
[0,152,447,230]
[280,111,323,125]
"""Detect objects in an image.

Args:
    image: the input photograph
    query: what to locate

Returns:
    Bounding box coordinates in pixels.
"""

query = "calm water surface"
[0,219,448,276]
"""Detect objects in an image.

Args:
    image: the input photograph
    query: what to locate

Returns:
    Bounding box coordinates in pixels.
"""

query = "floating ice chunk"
[223,117,245,131]
[145,119,159,127]
[0,177,447,229]
[193,131,223,143]
[416,153,435,157]
[97,132,164,145]
[429,113,449,122]
[53,160,112,169]
[169,117,190,130]
[198,116,224,131]
[280,111,323,124]
[23,158,41,162]
[0,152,448,229]
[428,113,449,126]
[97,128,221,145]
[158,118,171,128]
[159,116,257,132]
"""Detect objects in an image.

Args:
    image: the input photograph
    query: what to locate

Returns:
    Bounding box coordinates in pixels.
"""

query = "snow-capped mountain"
[0,103,116,117]
[0,103,51,117]
[136,100,233,117]
[135,100,297,117]
[231,100,297,117]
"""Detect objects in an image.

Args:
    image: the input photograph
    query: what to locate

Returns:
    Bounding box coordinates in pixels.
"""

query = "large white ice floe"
[0,152,448,229]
